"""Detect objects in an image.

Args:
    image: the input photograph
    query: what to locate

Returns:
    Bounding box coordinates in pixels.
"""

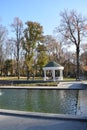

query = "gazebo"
[43,61,64,81]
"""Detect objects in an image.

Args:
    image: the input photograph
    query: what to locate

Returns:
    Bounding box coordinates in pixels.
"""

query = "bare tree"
[44,35,64,63]
[0,24,7,76]
[11,17,23,79]
[5,38,15,59]
[80,43,87,65]
[55,10,87,80]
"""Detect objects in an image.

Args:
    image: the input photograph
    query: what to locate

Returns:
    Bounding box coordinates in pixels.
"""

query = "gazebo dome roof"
[43,61,64,70]
[44,61,62,67]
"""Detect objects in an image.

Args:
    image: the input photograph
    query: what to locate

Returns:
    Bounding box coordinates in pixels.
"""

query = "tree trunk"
[17,40,20,79]
[76,46,80,80]
[27,66,30,80]
[17,58,20,79]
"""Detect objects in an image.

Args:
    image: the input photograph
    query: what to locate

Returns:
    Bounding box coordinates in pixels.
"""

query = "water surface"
[0,89,86,115]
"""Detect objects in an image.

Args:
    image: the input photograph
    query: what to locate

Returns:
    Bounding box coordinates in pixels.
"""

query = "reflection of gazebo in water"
[43,61,64,81]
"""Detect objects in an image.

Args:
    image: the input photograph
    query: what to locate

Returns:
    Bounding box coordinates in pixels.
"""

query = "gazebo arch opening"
[43,61,64,81]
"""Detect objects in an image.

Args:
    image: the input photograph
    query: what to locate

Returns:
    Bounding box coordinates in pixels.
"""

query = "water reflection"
[0,90,3,96]
[77,90,87,115]
[0,89,86,115]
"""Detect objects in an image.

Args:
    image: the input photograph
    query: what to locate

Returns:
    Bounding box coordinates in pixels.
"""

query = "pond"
[0,89,87,115]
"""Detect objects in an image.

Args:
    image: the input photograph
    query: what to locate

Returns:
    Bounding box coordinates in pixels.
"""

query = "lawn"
[0,76,76,86]
[0,76,58,86]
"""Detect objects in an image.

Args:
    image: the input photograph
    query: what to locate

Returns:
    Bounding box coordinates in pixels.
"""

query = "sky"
[0,0,87,36]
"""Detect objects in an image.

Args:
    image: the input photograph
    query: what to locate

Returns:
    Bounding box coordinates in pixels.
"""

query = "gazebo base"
[44,77,63,81]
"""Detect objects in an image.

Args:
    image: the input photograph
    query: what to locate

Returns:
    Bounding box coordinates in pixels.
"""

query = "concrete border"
[0,82,87,122]
[0,86,86,90]
[0,109,87,122]
[0,81,86,89]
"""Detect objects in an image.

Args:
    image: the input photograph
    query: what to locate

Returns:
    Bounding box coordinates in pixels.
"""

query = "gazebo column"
[60,69,63,80]
[44,69,46,81]
[52,69,55,81]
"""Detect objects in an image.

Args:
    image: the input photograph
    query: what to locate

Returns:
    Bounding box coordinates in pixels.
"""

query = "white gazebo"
[43,61,64,81]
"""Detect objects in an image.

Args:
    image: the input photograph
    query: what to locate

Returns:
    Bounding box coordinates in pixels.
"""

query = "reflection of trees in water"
[77,90,87,115]
[26,90,78,114]
[0,89,82,115]
[0,89,27,110]
[57,90,78,115]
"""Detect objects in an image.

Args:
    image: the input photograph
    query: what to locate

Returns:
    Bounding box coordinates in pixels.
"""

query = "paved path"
[0,114,87,130]
[57,81,87,89]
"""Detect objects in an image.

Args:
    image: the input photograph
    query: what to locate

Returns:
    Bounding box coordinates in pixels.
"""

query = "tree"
[0,24,7,76]
[56,10,87,80]
[37,44,49,76]
[11,17,23,79]
[3,59,13,76]
[44,35,64,63]
[81,44,87,67]
[22,21,44,80]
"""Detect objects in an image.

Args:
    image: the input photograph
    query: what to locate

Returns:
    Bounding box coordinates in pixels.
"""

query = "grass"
[0,76,27,80]
[0,76,58,86]
[0,76,43,80]
[63,78,76,81]
[15,82,58,86]
[0,76,77,86]
[0,76,76,80]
